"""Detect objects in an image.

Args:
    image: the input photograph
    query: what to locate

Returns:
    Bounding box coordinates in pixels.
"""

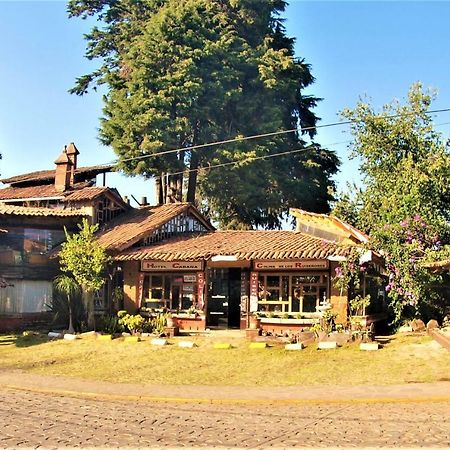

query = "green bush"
[97,315,123,335]
[117,313,145,335]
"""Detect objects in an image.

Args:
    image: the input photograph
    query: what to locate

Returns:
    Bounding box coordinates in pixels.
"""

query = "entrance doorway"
[207,268,241,329]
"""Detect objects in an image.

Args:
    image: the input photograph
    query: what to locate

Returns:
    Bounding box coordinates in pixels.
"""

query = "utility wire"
[165,140,352,177]
[115,107,450,165]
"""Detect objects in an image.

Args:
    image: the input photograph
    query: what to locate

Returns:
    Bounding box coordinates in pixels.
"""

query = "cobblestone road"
[1,387,449,448]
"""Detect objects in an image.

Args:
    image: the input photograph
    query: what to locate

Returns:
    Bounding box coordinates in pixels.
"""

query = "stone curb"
[428,329,450,351]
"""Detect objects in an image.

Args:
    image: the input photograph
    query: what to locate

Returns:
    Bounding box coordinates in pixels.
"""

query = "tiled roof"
[0,205,88,217]
[0,164,114,186]
[97,203,214,252]
[64,186,110,202]
[115,230,350,261]
[0,183,114,203]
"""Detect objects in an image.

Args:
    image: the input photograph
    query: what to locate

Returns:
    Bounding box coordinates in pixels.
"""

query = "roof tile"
[97,203,213,252]
[0,204,88,217]
[115,230,350,262]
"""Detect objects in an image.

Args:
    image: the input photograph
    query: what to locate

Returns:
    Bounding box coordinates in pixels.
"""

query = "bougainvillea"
[373,215,449,323]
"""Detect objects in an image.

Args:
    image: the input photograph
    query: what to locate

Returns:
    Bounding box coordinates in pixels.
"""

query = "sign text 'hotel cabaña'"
[141,261,203,271]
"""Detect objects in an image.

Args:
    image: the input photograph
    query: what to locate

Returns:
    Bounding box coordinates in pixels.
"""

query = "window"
[143,273,199,311]
[258,273,328,315]
[0,280,52,314]
[0,227,65,265]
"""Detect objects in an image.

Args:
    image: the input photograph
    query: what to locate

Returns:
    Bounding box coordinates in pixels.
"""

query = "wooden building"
[0,144,129,330]
[97,204,386,332]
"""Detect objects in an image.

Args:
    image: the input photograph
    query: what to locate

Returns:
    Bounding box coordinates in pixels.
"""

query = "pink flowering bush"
[374,215,449,323]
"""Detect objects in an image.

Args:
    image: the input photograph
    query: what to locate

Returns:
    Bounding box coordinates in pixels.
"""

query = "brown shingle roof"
[0,182,89,201]
[115,230,350,262]
[97,203,214,252]
[0,205,88,217]
[0,164,114,186]
[0,183,115,203]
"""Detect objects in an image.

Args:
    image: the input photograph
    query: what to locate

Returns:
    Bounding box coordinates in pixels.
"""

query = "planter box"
[259,318,319,335]
[175,316,206,331]
[174,313,198,320]
[260,318,319,324]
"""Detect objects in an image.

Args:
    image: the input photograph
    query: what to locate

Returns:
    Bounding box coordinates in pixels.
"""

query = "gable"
[96,203,214,253]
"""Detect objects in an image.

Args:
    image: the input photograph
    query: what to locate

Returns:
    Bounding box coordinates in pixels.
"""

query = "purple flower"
[400,220,408,227]
[413,214,421,222]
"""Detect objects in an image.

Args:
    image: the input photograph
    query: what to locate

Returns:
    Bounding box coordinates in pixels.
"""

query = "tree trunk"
[67,295,74,334]
[82,289,95,330]
[187,151,199,203]
[176,173,183,202]
[155,176,163,205]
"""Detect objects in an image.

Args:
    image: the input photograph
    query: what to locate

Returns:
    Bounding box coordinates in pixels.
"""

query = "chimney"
[54,148,73,192]
[65,142,79,185]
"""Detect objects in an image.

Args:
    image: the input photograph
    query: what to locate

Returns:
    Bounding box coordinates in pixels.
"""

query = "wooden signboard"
[254,260,328,270]
[249,271,259,312]
[141,260,203,271]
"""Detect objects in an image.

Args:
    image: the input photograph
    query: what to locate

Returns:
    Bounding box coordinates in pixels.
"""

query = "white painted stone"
[80,330,96,336]
[398,325,413,333]
[178,341,197,348]
[360,342,379,351]
[285,343,304,350]
[63,334,78,341]
[48,332,63,339]
[318,341,337,350]
[151,338,168,346]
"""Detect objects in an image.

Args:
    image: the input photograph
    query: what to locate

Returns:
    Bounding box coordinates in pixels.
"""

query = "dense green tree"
[334,83,450,322]
[59,219,111,329]
[69,0,339,228]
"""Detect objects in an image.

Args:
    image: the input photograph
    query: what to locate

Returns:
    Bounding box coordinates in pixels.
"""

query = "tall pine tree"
[69,0,339,228]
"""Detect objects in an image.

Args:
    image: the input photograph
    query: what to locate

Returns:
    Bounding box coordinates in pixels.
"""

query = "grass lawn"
[0,332,448,386]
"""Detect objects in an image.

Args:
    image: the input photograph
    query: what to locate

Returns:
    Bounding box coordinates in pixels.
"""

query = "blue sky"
[1,1,450,207]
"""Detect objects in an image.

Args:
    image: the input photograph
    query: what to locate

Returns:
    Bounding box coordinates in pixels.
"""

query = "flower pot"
[249,316,261,329]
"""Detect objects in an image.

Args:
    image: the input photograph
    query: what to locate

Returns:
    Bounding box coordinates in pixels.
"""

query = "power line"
[165,140,352,177]
[114,107,450,165]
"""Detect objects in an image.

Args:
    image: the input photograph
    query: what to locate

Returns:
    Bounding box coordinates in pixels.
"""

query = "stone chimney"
[54,148,73,192]
[65,142,79,184]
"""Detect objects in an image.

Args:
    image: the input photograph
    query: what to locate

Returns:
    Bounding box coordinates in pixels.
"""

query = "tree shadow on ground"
[0,333,50,348]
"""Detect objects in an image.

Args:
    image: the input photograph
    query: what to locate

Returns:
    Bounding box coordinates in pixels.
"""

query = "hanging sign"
[141,260,203,271]
[137,272,145,307]
[254,260,328,270]
[249,271,259,312]
[240,271,249,313]
[197,272,205,310]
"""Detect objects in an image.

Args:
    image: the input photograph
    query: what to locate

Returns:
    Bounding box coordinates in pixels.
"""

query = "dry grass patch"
[0,332,448,386]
